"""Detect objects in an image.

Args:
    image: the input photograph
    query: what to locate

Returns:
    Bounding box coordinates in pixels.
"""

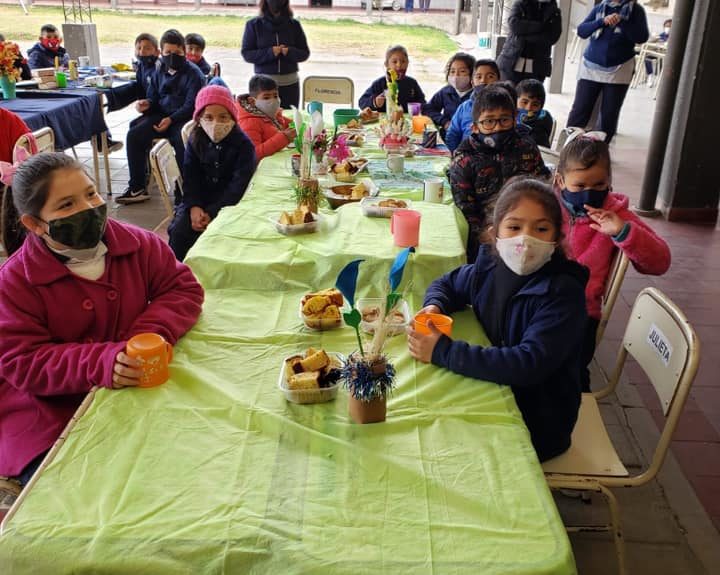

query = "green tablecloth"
[0,141,576,574]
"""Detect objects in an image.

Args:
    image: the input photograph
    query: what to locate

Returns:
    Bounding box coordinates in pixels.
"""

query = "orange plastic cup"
[412,115,429,134]
[126,333,173,388]
[413,313,453,336]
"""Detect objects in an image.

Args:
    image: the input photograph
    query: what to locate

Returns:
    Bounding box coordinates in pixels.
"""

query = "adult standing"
[497,0,562,84]
[241,0,310,109]
[566,0,649,143]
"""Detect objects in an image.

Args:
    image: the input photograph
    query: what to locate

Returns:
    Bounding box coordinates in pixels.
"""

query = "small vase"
[312,151,326,175]
[0,75,17,100]
[348,395,387,424]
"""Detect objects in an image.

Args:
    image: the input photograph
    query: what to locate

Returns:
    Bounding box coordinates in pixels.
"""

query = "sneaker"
[106,139,124,154]
[115,187,150,205]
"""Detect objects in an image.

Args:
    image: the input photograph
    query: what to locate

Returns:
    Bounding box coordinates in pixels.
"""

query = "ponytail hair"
[1,153,85,255]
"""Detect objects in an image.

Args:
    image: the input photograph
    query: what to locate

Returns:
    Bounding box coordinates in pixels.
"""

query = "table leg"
[101,131,112,196]
[91,135,101,195]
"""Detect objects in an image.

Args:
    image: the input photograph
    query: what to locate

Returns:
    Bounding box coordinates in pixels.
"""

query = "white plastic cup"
[423,177,444,203]
[78,56,90,67]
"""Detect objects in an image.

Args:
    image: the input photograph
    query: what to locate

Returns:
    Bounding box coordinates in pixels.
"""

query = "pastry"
[378,199,407,209]
[300,349,330,372]
[288,371,320,390]
[350,182,369,200]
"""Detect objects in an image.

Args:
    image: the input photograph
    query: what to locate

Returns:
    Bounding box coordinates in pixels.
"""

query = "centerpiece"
[334,248,414,424]
[0,40,23,100]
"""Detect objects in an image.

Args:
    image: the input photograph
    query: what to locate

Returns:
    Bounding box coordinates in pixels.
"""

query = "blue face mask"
[475,129,513,151]
[561,188,609,215]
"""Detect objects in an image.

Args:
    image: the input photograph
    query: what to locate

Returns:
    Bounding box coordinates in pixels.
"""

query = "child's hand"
[112,352,143,388]
[136,99,150,113]
[443,120,451,129]
[407,321,444,364]
[604,13,621,26]
[374,93,386,109]
[190,207,210,231]
[272,45,282,57]
[585,205,625,236]
[282,127,297,142]
[280,45,289,56]
[417,304,442,315]
[153,117,172,132]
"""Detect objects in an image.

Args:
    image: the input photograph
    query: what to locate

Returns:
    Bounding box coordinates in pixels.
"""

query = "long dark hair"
[491,177,566,254]
[1,153,84,255]
[259,0,293,19]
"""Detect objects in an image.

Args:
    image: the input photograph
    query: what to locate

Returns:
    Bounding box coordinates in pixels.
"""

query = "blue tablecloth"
[0,89,108,150]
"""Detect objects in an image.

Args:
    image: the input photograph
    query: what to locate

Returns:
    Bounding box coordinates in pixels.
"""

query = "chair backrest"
[549,118,557,149]
[606,288,700,484]
[148,139,181,226]
[302,76,355,108]
[595,250,630,346]
[181,120,195,147]
[556,126,584,151]
[13,127,55,160]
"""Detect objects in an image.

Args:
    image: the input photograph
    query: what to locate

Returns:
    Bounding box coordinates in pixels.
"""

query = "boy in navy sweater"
[117,29,206,205]
[27,24,69,70]
[516,79,555,148]
[185,33,223,84]
[106,33,160,112]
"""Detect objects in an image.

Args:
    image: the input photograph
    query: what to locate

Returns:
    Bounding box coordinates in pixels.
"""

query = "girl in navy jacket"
[359,45,425,113]
[408,178,588,461]
[241,0,310,109]
[169,86,256,261]
[421,52,475,139]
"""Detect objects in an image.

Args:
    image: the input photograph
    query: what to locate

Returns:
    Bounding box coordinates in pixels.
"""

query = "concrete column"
[549,0,572,94]
[656,0,719,224]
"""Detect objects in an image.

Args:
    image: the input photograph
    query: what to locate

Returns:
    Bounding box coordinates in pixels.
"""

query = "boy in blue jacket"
[444,59,500,151]
[408,179,588,462]
[169,86,256,260]
[27,24,69,70]
[117,29,206,205]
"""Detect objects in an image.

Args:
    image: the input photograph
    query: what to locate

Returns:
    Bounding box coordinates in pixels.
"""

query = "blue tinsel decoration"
[341,354,396,402]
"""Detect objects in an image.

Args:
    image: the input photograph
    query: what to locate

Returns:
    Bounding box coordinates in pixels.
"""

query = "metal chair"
[181,120,195,147]
[596,250,630,347]
[543,287,701,575]
[148,139,182,233]
[302,76,355,108]
[14,127,54,159]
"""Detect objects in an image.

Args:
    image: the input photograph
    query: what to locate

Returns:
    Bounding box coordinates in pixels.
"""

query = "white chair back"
[148,139,181,232]
[302,76,355,108]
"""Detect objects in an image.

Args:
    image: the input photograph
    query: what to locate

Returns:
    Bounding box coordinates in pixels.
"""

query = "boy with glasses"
[448,85,549,263]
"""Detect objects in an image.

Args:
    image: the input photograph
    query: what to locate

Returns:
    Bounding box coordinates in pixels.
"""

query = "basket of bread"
[278,348,343,404]
[323,179,377,209]
[360,197,411,218]
[328,158,368,182]
[359,107,380,123]
[300,288,345,330]
[273,206,319,235]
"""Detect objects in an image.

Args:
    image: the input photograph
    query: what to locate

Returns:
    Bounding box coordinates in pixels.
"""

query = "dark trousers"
[126,113,185,190]
[500,68,546,85]
[278,82,300,110]
[405,0,414,11]
[418,0,430,11]
[581,317,601,393]
[567,79,630,143]
[14,450,48,487]
[168,205,202,261]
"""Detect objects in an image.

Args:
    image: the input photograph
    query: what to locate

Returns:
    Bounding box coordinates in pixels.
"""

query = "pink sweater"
[0,220,204,476]
[561,192,671,319]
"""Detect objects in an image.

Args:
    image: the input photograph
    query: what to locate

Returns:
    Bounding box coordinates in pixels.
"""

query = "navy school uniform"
[169,126,257,261]
[424,246,589,461]
[358,76,426,113]
[421,84,472,137]
[27,42,69,69]
[106,58,160,112]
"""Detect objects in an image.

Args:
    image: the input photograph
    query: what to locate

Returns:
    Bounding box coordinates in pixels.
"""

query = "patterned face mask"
[495,234,556,276]
[43,204,107,250]
[200,119,234,143]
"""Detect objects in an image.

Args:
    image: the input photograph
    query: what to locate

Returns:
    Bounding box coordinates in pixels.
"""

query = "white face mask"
[448,75,472,93]
[496,234,556,276]
[255,97,281,118]
[200,119,234,143]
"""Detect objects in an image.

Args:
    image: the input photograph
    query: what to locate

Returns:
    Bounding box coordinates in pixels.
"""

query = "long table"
[0,89,112,195]
[0,129,576,574]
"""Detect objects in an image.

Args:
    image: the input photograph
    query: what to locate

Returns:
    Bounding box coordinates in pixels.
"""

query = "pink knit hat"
[193,85,238,123]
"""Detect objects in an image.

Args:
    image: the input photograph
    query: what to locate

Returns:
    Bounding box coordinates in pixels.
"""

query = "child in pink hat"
[168,85,257,261]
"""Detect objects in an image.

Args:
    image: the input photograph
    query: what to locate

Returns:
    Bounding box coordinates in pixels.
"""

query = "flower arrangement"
[334,248,414,423]
[377,116,412,152]
[327,134,352,164]
[312,129,328,156]
[293,178,320,213]
[0,41,22,82]
[386,68,399,113]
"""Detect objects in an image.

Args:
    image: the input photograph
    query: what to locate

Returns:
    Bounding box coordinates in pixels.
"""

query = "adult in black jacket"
[497,0,562,84]
[241,0,310,109]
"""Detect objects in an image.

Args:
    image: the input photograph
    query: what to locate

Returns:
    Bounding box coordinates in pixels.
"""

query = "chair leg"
[598,483,627,575]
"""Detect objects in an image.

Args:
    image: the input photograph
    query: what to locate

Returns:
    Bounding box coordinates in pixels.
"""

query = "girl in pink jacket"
[555,137,670,391]
[0,153,204,494]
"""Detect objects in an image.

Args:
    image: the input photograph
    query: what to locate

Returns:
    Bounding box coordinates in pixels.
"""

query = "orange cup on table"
[126,333,173,388]
[413,312,453,336]
[412,115,430,134]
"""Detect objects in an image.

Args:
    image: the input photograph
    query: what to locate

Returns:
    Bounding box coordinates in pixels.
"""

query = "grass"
[0,6,457,58]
